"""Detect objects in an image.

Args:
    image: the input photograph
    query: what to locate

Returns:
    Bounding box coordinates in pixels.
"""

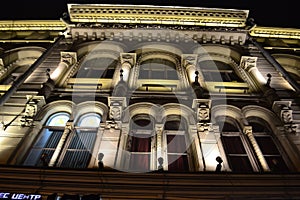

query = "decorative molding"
[250,26,300,39]
[68,4,249,27]
[0,20,66,31]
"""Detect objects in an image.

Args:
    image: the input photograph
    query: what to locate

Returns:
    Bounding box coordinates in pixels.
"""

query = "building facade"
[0,3,300,199]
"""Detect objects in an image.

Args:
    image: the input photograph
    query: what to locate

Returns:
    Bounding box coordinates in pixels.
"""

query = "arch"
[122,102,160,123]
[0,46,46,83]
[2,46,45,66]
[161,103,197,125]
[76,113,101,127]
[74,101,108,123]
[193,44,242,63]
[242,105,282,130]
[74,41,125,59]
[133,43,183,57]
[272,54,300,82]
[211,105,245,128]
[34,100,74,124]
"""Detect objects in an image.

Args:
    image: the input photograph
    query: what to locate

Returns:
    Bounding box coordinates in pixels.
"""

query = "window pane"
[228,156,253,173]
[78,114,101,127]
[131,118,153,130]
[167,135,186,153]
[129,153,150,171]
[255,136,280,155]
[47,113,69,126]
[131,135,151,152]
[167,70,178,80]
[168,155,189,172]
[265,156,289,173]
[222,136,246,154]
[60,150,91,168]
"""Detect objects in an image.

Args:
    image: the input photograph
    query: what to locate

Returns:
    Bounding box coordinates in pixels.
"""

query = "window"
[199,60,243,82]
[218,119,254,173]
[164,117,191,172]
[74,57,117,78]
[59,113,101,168]
[249,120,289,172]
[128,116,154,172]
[23,112,101,168]
[23,112,70,166]
[139,58,178,80]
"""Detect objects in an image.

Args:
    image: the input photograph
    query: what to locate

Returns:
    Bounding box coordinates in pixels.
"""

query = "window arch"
[23,112,70,166]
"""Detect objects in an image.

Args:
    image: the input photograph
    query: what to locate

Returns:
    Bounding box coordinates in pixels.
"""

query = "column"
[243,126,270,171]
[120,53,136,82]
[182,54,198,84]
[48,120,74,167]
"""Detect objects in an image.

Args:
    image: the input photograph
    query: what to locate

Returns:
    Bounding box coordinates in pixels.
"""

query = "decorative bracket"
[108,97,127,121]
[192,99,211,122]
[61,52,77,66]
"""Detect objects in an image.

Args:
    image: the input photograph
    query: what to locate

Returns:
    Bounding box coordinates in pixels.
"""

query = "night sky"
[0,0,299,29]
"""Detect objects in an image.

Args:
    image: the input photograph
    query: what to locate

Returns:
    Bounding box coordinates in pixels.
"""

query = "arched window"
[199,60,243,82]
[249,119,289,172]
[127,115,154,172]
[23,112,70,166]
[139,58,178,80]
[58,113,101,168]
[74,57,117,78]
[218,118,254,173]
[164,116,192,172]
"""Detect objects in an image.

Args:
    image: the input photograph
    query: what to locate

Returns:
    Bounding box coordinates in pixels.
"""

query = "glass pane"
[78,114,101,127]
[255,136,280,155]
[152,70,165,79]
[60,150,91,168]
[131,118,153,130]
[265,156,289,173]
[47,113,70,126]
[228,156,253,173]
[69,131,96,150]
[168,155,189,172]
[167,135,186,153]
[167,70,178,80]
[131,135,151,152]
[251,122,270,133]
[222,136,246,154]
[165,120,185,130]
[221,122,239,132]
[129,153,150,171]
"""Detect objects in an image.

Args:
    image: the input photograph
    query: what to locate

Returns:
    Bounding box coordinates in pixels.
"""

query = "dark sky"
[1,0,299,29]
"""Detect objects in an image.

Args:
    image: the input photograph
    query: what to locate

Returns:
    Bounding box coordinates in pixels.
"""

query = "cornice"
[250,26,300,39]
[67,4,249,28]
[0,20,66,31]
